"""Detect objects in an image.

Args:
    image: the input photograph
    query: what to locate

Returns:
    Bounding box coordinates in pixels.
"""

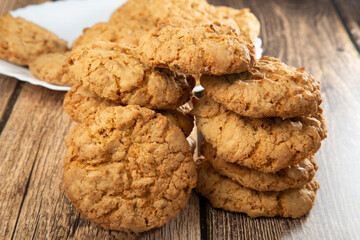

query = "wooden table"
[1,0,359,239]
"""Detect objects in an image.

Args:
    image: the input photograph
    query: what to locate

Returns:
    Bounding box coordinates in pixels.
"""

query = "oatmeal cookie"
[197,161,319,218]
[158,0,240,32]
[191,97,327,172]
[138,22,255,75]
[63,84,194,137]
[0,14,68,66]
[158,109,194,137]
[29,52,73,86]
[63,105,197,232]
[110,0,240,34]
[69,42,195,109]
[201,56,322,118]
[109,0,159,26]
[216,7,260,41]
[63,84,117,122]
[201,140,317,191]
[72,22,146,48]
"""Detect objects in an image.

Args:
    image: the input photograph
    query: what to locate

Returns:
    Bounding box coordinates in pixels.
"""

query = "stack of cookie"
[63,42,196,138]
[131,20,326,218]
[61,17,262,231]
[2,0,326,230]
[61,41,199,233]
[192,56,327,218]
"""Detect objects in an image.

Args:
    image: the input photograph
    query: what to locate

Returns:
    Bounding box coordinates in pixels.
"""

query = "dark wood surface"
[0,0,359,239]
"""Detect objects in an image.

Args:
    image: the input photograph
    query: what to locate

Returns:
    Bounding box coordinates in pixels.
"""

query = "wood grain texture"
[0,84,71,239]
[0,1,52,238]
[0,80,21,131]
[204,0,360,239]
[332,0,360,52]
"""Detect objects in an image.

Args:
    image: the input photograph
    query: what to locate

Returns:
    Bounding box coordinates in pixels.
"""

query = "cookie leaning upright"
[63,105,197,233]
[68,42,195,109]
[0,14,68,66]
[138,22,256,75]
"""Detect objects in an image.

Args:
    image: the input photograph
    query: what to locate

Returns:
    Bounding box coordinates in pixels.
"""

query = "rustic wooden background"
[0,0,359,239]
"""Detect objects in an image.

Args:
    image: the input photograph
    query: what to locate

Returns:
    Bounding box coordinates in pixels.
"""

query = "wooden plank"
[0,84,71,239]
[332,0,360,52]
[0,1,53,239]
[0,79,20,129]
[203,0,360,239]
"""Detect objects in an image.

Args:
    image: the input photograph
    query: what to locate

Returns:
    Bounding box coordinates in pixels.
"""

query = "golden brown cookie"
[201,56,322,118]
[109,0,159,26]
[109,0,239,33]
[191,97,327,173]
[216,7,260,42]
[0,14,68,66]
[197,161,319,218]
[29,52,74,86]
[69,42,195,109]
[138,22,255,75]
[72,22,146,48]
[201,140,317,191]
[63,84,194,137]
[73,22,127,47]
[158,109,194,137]
[63,105,197,233]
[158,0,240,32]
[63,84,117,122]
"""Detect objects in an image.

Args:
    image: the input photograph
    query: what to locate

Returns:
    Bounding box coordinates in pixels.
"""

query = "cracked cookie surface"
[109,0,240,35]
[63,84,117,122]
[215,7,260,42]
[63,84,194,137]
[157,108,194,137]
[69,42,194,109]
[138,22,255,75]
[0,14,68,66]
[197,161,319,218]
[29,52,74,86]
[201,56,322,118]
[72,22,147,48]
[191,97,327,172]
[63,105,197,233]
[201,140,317,191]
[109,0,160,26]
